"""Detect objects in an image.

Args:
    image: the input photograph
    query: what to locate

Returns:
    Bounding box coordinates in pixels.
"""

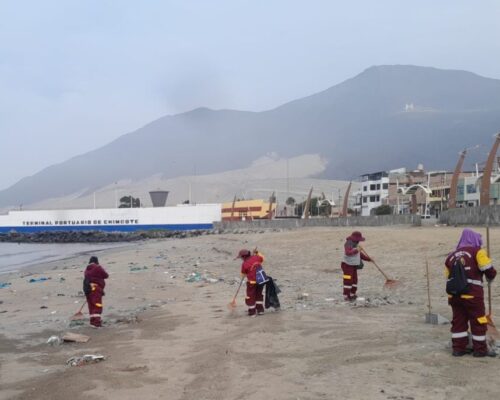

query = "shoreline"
[0,242,137,275]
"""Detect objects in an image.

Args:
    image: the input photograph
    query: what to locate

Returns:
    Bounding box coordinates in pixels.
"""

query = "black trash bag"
[265,276,281,309]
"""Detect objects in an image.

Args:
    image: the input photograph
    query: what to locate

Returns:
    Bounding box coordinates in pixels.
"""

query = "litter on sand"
[29,277,50,283]
[0,282,12,289]
[67,354,105,367]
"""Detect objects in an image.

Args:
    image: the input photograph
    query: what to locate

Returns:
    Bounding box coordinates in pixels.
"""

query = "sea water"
[0,242,128,274]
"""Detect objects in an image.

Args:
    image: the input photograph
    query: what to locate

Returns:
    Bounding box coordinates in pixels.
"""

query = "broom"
[228,277,244,309]
[359,246,401,289]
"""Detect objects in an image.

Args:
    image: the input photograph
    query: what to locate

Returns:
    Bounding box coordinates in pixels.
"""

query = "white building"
[359,171,390,216]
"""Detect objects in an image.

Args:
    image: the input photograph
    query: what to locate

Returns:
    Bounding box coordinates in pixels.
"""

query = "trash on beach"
[129,266,148,272]
[62,332,90,343]
[29,277,50,283]
[47,336,62,346]
[0,282,12,289]
[185,272,202,282]
[69,320,85,328]
[185,271,221,284]
[66,354,105,367]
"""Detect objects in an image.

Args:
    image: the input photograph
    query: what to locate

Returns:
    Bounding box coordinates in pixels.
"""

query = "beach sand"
[1,226,499,400]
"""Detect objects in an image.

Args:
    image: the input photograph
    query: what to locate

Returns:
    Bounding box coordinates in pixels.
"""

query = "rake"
[70,300,87,320]
[359,246,401,289]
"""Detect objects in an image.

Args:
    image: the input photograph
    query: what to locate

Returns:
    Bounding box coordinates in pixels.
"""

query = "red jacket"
[445,246,496,299]
[241,254,264,284]
[85,263,109,289]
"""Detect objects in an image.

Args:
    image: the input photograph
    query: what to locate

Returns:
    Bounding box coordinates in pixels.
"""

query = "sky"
[1,0,500,191]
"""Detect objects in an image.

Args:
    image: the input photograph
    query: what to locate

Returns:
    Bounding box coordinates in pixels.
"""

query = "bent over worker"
[445,228,497,357]
[84,256,109,328]
[341,231,371,301]
[237,249,265,316]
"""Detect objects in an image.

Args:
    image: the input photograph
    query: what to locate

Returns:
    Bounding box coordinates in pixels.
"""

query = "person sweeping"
[236,249,266,316]
[445,228,497,357]
[341,231,372,301]
[84,256,109,328]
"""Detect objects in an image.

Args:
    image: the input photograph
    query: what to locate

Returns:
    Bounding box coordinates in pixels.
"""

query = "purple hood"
[456,228,483,250]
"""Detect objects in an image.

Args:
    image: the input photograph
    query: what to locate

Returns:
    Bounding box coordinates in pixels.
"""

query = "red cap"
[347,231,365,242]
[234,249,251,260]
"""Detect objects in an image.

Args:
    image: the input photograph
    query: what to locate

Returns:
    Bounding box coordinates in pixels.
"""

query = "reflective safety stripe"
[343,275,352,279]
[90,314,101,318]
[479,263,492,271]
[352,284,357,287]
[477,316,488,324]
[448,294,475,299]
[245,296,251,299]
[467,279,483,287]
[255,301,263,304]
[472,335,486,341]
[249,281,256,284]
[451,331,468,339]
[95,303,103,308]
[248,305,256,309]
[344,285,352,289]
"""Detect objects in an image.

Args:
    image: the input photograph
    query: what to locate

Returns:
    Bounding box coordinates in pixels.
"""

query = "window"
[363,186,367,192]
[370,184,376,190]
[383,183,388,189]
[466,184,476,194]
[376,184,380,190]
[363,197,367,203]
[370,196,377,202]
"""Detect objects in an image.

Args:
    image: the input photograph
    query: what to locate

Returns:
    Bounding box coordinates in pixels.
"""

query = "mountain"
[1,65,500,209]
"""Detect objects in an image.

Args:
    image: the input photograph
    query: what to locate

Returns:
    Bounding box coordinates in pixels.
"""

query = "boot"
[473,350,497,358]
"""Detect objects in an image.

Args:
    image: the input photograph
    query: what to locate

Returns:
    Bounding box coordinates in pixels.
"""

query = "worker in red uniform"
[341,231,372,301]
[236,249,265,316]
[84,256,109,328]
[445,228,497,357]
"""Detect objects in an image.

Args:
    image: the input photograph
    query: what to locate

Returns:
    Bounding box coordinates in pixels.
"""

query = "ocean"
[0,242,128,274]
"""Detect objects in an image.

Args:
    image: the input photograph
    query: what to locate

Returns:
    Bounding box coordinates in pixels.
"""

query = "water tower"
[149,191,169,207]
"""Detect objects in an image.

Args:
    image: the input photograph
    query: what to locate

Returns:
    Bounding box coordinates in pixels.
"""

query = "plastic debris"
[0,282,11,289]
[67,354,105,367]
[29,277,49,283]
[185,271,221,284]
[129,266,148,272]
[47,336,62,346]
[185,272,202,282]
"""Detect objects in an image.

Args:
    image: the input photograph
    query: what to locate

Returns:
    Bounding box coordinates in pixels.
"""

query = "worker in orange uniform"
[236,249,265,316]
[84,256,109,328]
[341,231,372,301]
[445,228,497,357]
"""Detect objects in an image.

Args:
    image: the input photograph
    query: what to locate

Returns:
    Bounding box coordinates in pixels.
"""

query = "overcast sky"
[1,1,499,191]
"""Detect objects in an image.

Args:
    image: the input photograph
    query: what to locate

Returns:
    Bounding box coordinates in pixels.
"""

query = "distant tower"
[149,191,169,207]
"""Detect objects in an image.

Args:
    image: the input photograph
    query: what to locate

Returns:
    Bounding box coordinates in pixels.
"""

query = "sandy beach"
[1,226,500,400]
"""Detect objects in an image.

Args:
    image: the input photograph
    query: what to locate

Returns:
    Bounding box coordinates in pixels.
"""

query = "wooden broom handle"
[359,246,390,280]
